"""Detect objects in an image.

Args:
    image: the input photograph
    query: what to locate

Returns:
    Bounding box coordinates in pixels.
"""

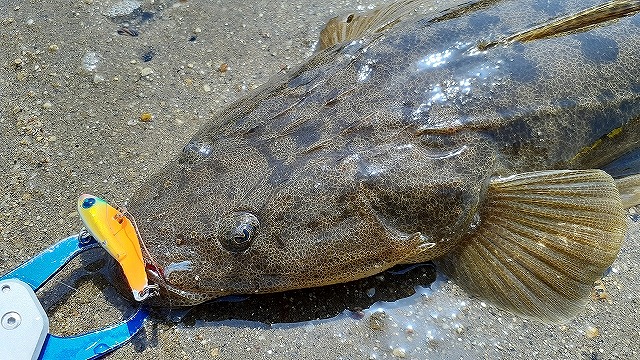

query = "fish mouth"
[143,262,220,307]
[142,259,294,306]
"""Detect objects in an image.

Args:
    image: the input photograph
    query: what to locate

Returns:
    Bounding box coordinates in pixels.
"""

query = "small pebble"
[592,280,610,302]
[117,27,139,36]
[93,74,105,83]
[140,67,153,76]
[82,52,100,71]
[106,0,141,18]
[140,112,153,122]
[366,288,376,298]
[210,347,220,357]
[369,311,387,331]
[141,50,154,62]
[42,102,52,109]
[586,326,599,339]
[13,58,24,69]
[218,63,229,73]
[203,84,211,92]
[48,44,59,52]
[194,27,202,33]
[352,309,365,319]
[392,347,406,358]
[405,325,414,335]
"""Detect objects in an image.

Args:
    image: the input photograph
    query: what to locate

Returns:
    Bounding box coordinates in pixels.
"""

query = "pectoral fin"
[436,170,626,323]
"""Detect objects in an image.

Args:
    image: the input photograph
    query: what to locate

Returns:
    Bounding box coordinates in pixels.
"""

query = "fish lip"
[145,266,223,304]
[146,265,167,287]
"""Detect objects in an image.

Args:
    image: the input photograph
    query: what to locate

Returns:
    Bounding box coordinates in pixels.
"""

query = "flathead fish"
[126,0,640,322]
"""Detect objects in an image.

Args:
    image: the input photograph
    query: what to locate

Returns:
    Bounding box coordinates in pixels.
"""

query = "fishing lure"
[77,194,158,301]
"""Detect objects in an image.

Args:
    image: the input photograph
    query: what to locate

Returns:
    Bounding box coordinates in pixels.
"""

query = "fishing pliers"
[0,233,148,360]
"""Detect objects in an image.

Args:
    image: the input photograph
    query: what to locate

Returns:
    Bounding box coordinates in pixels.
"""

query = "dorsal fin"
[317,0,433,50]
[570,114,640,173]
[509,0,640,42]
[480,0,640,49]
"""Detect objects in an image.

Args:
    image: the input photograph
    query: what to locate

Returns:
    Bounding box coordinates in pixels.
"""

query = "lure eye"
[82,197,96,209]
[221,212,259,253]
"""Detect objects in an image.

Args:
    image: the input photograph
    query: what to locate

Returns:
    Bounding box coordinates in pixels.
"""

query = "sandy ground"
[1,0,639,359]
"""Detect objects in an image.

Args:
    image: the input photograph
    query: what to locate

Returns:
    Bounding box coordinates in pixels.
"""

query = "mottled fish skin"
[126,0,640,311]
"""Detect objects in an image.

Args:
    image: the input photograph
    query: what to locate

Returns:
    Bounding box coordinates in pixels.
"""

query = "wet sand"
[1,0,639,359]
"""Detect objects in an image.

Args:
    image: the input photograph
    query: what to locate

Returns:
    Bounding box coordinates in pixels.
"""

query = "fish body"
[126,0,640,321]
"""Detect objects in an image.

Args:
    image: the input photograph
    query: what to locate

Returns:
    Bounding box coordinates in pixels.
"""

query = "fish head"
[127,124,490,306]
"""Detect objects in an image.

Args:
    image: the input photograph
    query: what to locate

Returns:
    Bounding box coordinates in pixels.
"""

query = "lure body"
[77,194,157,301]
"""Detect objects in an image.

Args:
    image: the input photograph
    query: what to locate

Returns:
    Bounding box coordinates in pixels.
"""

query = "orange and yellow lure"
[77,194,158,301]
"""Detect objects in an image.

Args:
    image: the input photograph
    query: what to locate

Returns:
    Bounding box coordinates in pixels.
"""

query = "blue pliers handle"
[0,234,148,360]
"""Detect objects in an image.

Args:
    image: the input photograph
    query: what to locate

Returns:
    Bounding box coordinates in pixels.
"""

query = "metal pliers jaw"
[0,233,148,360]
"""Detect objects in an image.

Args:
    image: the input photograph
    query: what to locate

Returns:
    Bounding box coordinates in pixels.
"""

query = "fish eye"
[221,212,259,253]
[82,197,96,209]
